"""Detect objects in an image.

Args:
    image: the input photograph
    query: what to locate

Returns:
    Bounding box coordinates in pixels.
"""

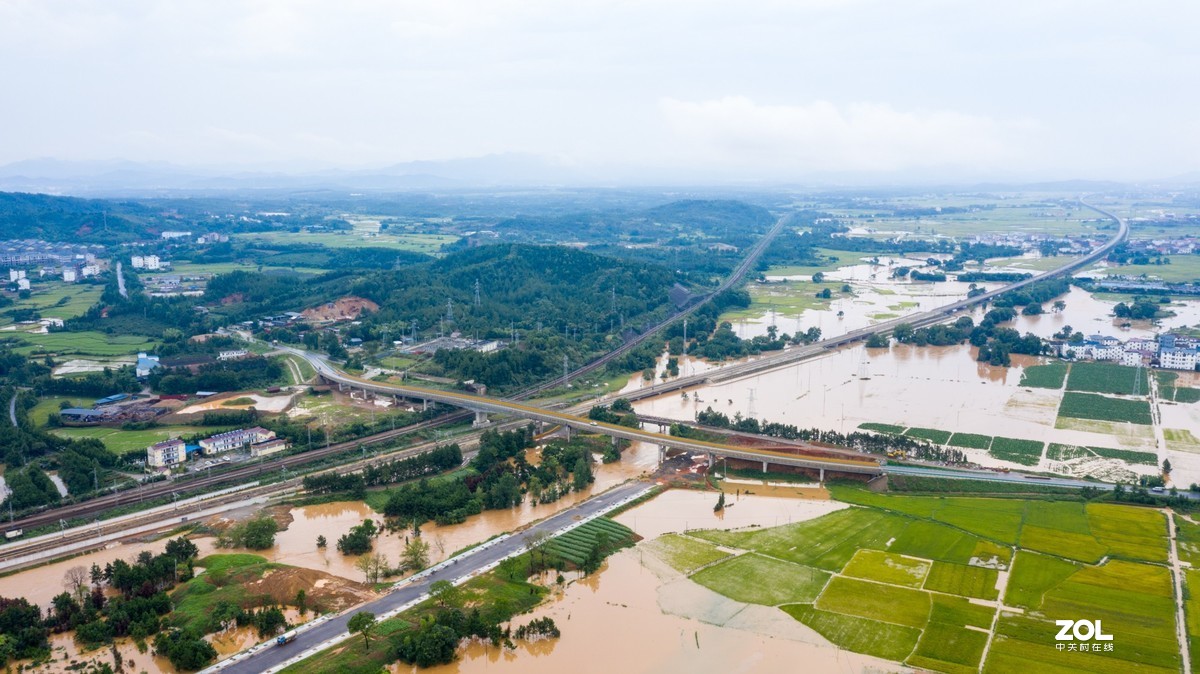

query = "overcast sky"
[1,0,1198,182]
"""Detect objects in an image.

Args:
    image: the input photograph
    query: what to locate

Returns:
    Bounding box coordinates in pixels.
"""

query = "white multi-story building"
[62,267,77,283]
[199,427,275,455]
[8,269,25,281]
[160,231,192,240]
[217,349,249,361]
[131,255,163,270]
[1121,350,1149,367]
[147,438,187,467]
[80,264,99,278]
[16,278,30,291]
[1160,348,1199,371]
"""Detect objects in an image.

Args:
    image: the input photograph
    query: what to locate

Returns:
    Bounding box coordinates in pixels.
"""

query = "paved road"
[618,199,1128,394]
[213,481,652,674]
[285,346,881,475]
[115,261,128,299]
[7,390,17,426]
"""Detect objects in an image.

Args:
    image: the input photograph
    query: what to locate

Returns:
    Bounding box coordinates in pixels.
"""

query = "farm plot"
[12,331,157,357]
[544,518,635,566]
[1047,443,1158,465]
[948,432,992,450]
[1066,361,1149,396]
[781,604,920,661]
[924,561,999,600]
[841,549,929,588]
[988,437,1044,466]
[676,489,1178,674]
[1058,392,1153,425]
[690,507,909,572]
[1176,516,1200,568]
[990,560,1180,674]
[691,553,829,605]
[643,533,730,574]
[1004,550,1078,610]
[1019,362,1068,389]
[858,422,905,434]
[816,576,931,629]
[905,427,952,444]
[1186,570,1200,672]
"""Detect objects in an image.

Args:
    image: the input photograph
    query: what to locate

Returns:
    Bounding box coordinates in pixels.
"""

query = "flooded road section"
[411,490,896,674]
[243,440,661,582]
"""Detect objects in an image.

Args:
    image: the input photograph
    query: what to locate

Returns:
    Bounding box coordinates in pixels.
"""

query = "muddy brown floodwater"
[409,489,897,674]
[249,440,661,583]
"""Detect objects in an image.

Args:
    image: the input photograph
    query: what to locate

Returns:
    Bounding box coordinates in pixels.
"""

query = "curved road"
[283,199,1125,477]
[286,346,881,475]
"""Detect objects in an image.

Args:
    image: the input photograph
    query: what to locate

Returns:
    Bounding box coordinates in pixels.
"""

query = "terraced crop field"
[545,518,635,565]
[667,487,1178,674]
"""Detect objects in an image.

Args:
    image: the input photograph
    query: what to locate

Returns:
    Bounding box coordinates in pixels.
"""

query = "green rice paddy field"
[653,487,1179,674]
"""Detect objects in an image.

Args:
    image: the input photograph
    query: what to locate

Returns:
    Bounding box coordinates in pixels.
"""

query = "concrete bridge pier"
[707,452,715,467]
[819,468,825,483]
[472,410,490,428]
[422,399,428,413]
[762,460,768,473]
[658,445,666,463]
[612,436,619,447]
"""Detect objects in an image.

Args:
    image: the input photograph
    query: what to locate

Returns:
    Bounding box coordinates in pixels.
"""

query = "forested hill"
[494,199,773,245]
[0,191,165,242]
[349,243,686,336]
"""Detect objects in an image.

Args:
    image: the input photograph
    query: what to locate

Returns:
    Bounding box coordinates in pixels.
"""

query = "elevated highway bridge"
[290,347,883,477]
[291,200,1125,480]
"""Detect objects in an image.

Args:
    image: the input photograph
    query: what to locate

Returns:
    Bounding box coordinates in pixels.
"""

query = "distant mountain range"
[0,154,592,196]
[0,155,1194,197]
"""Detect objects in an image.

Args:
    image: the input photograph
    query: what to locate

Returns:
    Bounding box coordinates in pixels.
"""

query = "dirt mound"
[205,504,294,534]
[301,296,379,323]
[247,567,373,612]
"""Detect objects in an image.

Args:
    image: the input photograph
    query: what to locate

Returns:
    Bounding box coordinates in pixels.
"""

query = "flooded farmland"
[409,489,894,674]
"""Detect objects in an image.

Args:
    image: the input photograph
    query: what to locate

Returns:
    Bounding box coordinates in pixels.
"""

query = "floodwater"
[626,273,1200,481]
[630,339,1166,478]
[409,490,888,674]
[16,607,307,673]
[0,536,217,610]
[253,439,661,582]
[18,631,175,674]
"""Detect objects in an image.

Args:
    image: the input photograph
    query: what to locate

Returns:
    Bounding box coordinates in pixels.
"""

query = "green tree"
[401,538,431,572]
[572,455,594,491]
[347,611,377,652]
[429,580,463,609]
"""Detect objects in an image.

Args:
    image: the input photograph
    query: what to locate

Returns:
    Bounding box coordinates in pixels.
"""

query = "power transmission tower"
[474,278,481,307]
[446,298,454,322]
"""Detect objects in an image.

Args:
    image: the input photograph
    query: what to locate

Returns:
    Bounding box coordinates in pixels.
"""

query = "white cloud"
[660,96,1032,174]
